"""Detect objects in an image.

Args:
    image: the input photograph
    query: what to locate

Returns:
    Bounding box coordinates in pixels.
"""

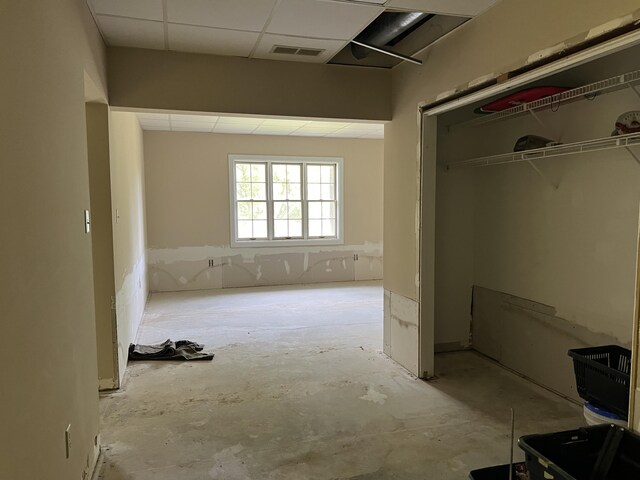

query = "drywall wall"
[108,47,391,121]
[109,112,148,382]
[0,1,107,478]
[143,132,383,291]
[86,103,119,390]
[384,0,640,375]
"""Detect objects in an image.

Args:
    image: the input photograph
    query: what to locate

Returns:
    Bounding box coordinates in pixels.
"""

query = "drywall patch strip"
[147,241,383,263]
[384,289,419,376]
[147,243,383,292]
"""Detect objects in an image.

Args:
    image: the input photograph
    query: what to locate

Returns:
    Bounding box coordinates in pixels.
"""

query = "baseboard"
[98,378,118,391]
[434,342,470,353]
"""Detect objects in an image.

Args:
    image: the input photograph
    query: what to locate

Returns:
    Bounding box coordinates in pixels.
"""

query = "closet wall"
[434,54,640,400]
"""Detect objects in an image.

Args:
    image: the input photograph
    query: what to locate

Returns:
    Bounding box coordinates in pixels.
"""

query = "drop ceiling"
[137,112,385,139]
[87,0,498,66]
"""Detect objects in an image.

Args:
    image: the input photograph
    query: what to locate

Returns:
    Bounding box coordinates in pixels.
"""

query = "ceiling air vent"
[271,45,325,57]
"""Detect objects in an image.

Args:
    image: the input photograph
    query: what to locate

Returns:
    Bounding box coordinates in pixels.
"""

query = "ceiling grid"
[136,113,385,139]
[87,0,496,64]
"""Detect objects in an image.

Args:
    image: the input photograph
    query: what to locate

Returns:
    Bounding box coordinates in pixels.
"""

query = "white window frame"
[229,154,344,247]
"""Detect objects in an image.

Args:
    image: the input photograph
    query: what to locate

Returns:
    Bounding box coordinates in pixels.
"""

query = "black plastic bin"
[568,345,631,419]
[519,424,640,480]
[469,462,527,479]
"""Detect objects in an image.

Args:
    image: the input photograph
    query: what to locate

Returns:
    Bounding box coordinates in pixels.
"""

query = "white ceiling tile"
[97,16,165,49]
[386,0,497,16]
[170,114,219,123]
[139,118,171,127]
[168,24,259,56]
[217,117,264,126]
[171,121,216,130]
[254,34,345,63]
[141,125,171,131]
[171,125,212,132]
[289,131,328,137]
[324,131,356,137]
[137,112,170,120]
[90,0,164,21]
[166,0,277,31]
[261,119,310,128]
[295,125,342,132]
[213,124,257,134]
[308,121,350,129]
[266,0,383,40]
[253,125,298,134]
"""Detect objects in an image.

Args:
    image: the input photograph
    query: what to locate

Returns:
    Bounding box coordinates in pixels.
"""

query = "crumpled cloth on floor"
[128,339,214,361]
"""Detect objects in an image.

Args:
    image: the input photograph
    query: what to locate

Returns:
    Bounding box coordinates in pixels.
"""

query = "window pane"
[308,201,321,219]
[308,220,322,237]
[252,202,267,220]
[251,164,266,182]
[253,220,268,238]
[287,164,301,182]
[236,183,252,200]
[321,165,335,183]
[307,183,321,200]
[288,202,302,219]
[321,184,334,200]
[274,220,288,238]
[322,219,336,237]
[322,202,335,219]
[272,164,287,182]
[237,220,253,239]
[237,202,253,220]
[289,220,302,237]
[274,201,288,220]
[307,165,321,183]
[287,182,301,200]
[236,164,251,182]
[273,182,287,200]
[251,183,266,200]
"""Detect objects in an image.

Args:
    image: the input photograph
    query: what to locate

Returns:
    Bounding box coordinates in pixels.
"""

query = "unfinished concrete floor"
[99,281,583,479]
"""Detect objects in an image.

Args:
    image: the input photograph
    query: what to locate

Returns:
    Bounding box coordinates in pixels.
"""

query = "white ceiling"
[87,0,498,64]
[136,112,385,139]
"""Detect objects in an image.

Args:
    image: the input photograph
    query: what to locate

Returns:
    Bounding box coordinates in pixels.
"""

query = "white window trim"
[229,154,344,248]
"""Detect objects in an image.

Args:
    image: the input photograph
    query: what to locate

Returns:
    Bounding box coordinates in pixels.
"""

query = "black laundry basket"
[468,462,527,479]
[519,424,640,480]
[568,345,631,419]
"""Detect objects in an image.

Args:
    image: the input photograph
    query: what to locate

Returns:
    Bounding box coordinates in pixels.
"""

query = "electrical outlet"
[353,254,359,261]
[65,424,71,459]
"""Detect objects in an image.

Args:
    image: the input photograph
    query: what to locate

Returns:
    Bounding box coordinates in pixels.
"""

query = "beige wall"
[109,112,148,382]
[86,103,119,390]
[144,132,383,291]
[0,1,107,478]
[108,47,392,122]
[383,0,640,375]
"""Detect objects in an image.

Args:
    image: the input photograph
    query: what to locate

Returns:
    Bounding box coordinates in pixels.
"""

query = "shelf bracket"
[625,146,640,167]
[528,110,559,142]
[527,159,558,189]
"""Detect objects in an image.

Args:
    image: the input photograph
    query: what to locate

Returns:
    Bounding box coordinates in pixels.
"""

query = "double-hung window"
[229,155,343,247]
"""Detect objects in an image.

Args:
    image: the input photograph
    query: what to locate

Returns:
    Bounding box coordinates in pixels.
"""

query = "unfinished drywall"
[86,103,119,390]
[143,132,383,292]
[109,112,148,383]
[384,0,640,375]
[0,1,107,478]
[108,47,391,121]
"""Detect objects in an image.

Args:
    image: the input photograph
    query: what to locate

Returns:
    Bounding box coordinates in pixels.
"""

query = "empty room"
[3,1,640,480]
